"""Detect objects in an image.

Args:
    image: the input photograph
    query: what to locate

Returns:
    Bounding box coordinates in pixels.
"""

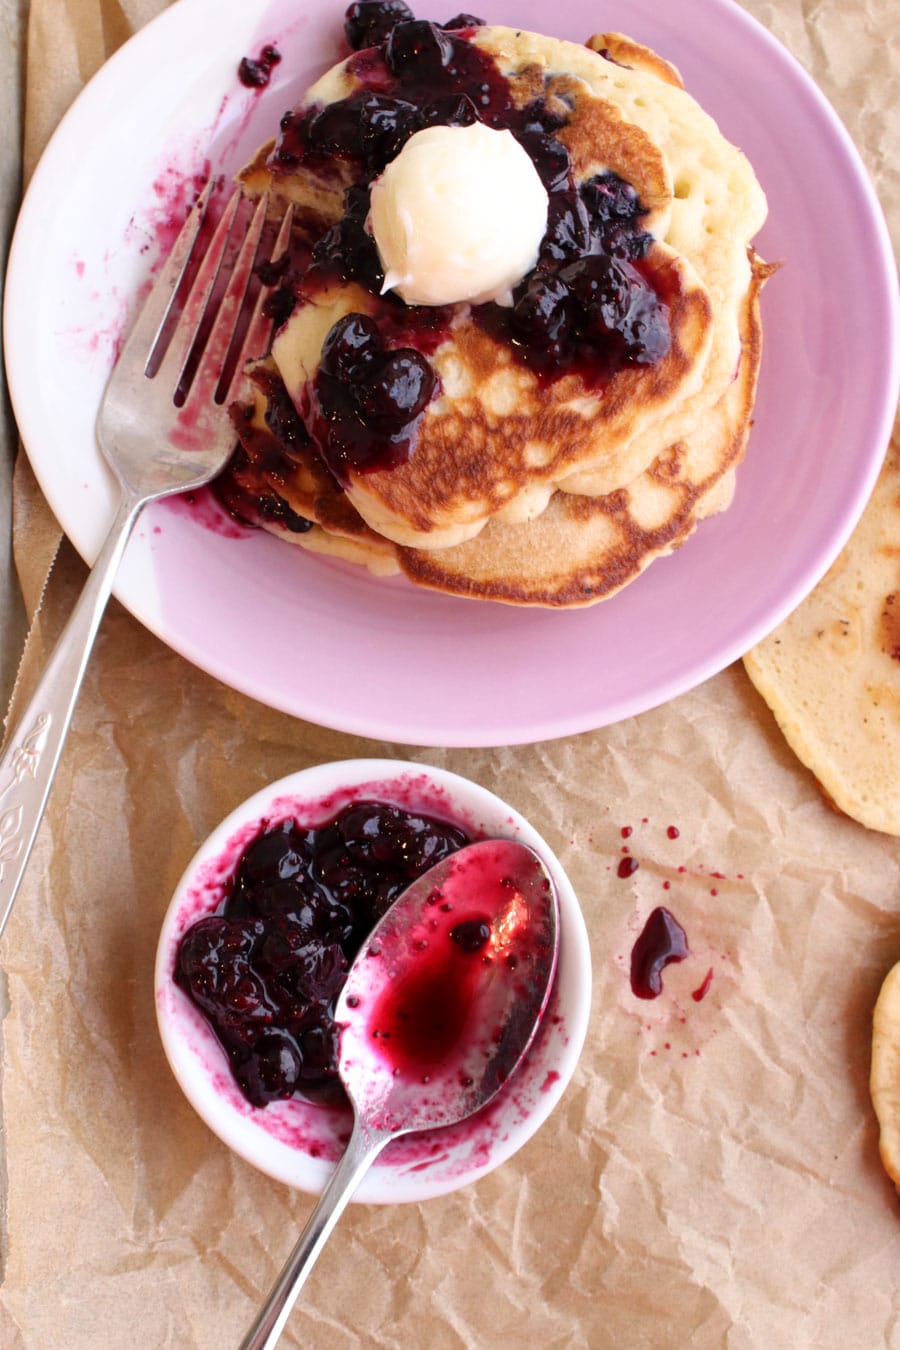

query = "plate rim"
[4,0,899,747]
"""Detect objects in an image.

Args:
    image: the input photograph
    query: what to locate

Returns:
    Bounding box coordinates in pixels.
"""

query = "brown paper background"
[2,0,900,1346]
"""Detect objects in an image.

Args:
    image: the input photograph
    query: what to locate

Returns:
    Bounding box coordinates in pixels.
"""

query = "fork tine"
[178,192,272,408]
[214,199,295,407]
[117,176,217,373]
[151,187,244,395]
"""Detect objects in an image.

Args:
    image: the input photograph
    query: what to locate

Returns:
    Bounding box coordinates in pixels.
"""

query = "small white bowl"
[155,759,591,1204]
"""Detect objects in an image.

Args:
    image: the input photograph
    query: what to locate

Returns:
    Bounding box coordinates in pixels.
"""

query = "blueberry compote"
[174,800,470,1107]
[221,367,316,533]
[267,1,671,482]
[630,906,689,999]
[238,44,282,89]
[308,312,437,474]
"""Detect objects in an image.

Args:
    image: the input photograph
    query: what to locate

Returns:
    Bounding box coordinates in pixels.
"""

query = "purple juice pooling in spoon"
[337,837,559,1132]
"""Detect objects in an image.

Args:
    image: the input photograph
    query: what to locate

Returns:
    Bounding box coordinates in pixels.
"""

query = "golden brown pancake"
[870,959,900,1189]
[228,250,769,606]
[398,256,768,605]
[744,442,900,836]
[226,20,770,607]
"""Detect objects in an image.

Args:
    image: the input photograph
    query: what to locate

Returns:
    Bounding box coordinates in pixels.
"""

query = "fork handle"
[0,488,143,938]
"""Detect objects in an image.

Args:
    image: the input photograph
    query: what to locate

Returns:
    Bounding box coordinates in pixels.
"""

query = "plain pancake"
[564,31,766,496]
[743,442,900,836]
[870,960,900,1190]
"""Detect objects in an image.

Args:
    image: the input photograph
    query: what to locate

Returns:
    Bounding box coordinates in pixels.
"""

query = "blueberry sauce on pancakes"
[260,12,673,480]
[221,5,771,606]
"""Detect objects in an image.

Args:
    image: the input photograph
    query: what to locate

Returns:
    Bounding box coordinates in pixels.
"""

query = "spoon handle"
[239,1117,394,1350]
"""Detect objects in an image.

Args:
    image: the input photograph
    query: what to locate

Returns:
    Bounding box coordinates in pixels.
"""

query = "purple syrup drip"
[630,907,689,999]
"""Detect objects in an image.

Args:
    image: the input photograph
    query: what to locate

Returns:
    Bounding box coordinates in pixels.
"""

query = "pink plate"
[5,0,899,746]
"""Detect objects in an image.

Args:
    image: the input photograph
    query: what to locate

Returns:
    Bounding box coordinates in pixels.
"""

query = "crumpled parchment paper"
[2,1,899,1346]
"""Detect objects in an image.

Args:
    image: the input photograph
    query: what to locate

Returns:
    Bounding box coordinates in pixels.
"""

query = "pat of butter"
[369,122,548,308]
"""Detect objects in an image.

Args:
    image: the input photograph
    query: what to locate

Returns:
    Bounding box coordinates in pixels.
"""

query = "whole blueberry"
[344,0,414,51]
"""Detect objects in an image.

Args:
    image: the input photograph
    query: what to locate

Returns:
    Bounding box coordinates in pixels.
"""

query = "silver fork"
[0,182,292,937]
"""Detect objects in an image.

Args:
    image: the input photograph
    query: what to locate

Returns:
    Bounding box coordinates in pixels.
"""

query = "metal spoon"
[240,837,560,1350]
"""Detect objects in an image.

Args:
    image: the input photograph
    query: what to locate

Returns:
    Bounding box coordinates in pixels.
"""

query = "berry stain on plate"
[158,485,255,539]
[61,30,287,374]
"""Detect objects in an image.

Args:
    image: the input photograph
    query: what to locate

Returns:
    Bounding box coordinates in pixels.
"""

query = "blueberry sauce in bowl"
[155,761,590,1203]
[173,798,470,1107]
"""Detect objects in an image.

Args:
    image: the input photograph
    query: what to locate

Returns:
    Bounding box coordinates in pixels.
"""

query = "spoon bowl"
[239,838,559,1348]
[338,837,559,1133]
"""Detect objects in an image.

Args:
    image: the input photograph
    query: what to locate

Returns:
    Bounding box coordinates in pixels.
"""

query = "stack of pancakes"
[225,25,771,607]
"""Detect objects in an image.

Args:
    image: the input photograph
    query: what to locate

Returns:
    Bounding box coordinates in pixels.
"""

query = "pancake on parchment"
[744,443,900,837]
[870,958,900,1190]
[223,17,771,606]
